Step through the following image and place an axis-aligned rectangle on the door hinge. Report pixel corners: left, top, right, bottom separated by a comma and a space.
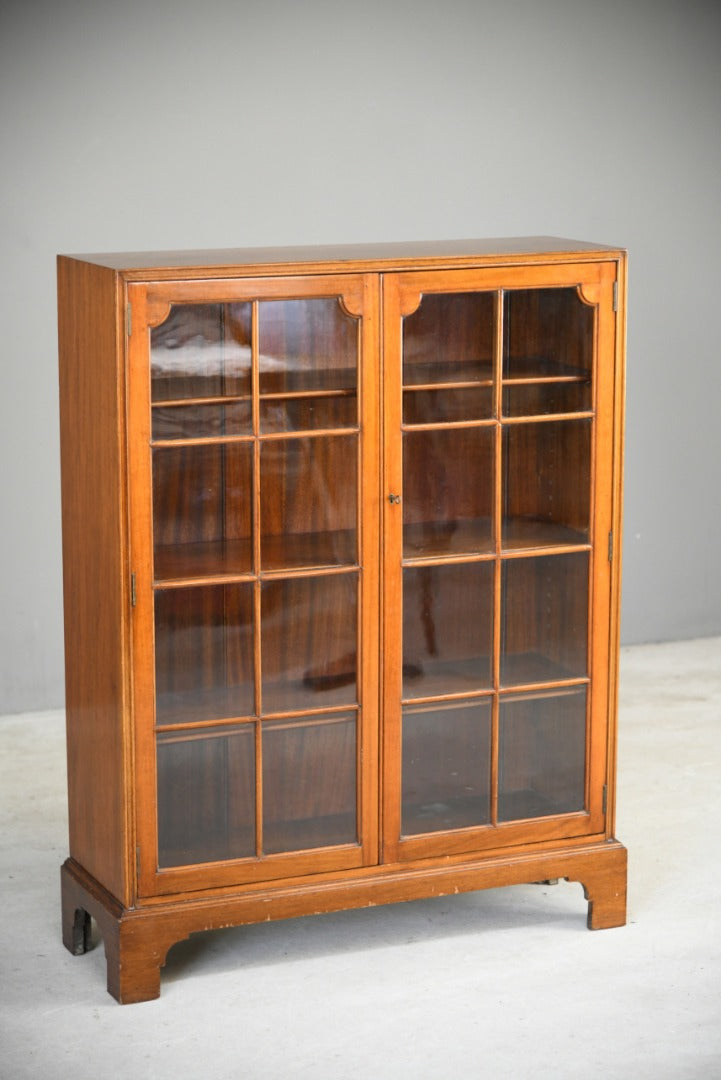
126, 302, 132, 337
612, 281, 618, 312
131, 572, 137, 607
608, 531, 614, 562
602, 785, 608, 814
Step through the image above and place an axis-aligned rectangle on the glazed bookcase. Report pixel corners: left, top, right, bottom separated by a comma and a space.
58, 238, 627, 1003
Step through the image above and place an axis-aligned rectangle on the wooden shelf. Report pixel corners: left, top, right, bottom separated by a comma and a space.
401, 519, 588, 561
503, 355, 589, 382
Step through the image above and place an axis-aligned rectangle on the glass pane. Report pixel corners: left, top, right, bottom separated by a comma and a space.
403, 427, 494, 558
263, 714, 357, 853
260, 436, 357, 569
153, 443, 253, 580
261, 574, 358, 713
503, 288, 593, 381
502, 380, 591, 418
498, 688, 587, 821
403, 562, 493, 698
151, 303, 252, 402
154, 585, 255, 725
402, 699, 491, 835
403, 292, 494, 389
260, 392, 357, 433
258, 298, 357, 395
403, 386, 493, 425
152, 401, 252, 441
501, 553, 589, 686
157, 724, 255, 867
502, 420, 591, 549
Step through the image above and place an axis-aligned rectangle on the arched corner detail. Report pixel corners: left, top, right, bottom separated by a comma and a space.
146, 299, 174, 329
577, 283, 601, 308
337, 292, 363, 320
398, 290, 424, 319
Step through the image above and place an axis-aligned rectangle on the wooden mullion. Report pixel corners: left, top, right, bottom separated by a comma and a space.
258, 426, 360, 441
489, 289, 504, 827
498, 677, 590, 699
500, 544, 592, 562
503, 375, 587, 386
400, 418, 497, 433
250, 300, 264, 859
401, 688, 495, 707
401, 551, 496, 569
152, 394, 252, 408
260, 388, 356, 401
500, 411, 594, 426
151, 434, 255, 449
403, 380, 493, 392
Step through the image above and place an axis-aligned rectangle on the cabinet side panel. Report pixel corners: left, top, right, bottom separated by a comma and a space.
58, 258, 131, 904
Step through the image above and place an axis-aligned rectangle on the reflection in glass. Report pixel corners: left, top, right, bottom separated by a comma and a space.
152, 401, 252, 441
258, 298, 358, 395
153, 443, 253, 580
403, 427, 494, 557
154, 585, 254, 725
498, 688, 587, 820
503, 288, 593, 382
501, 553, 589, 686
403, 292, 494, 388
157, 724, 255, 867
402, 562, 493, 698
263, 714, 357, 853
261, 574, 358, 713
402, 699, 491, 835
151, 303, 252, 402
502, 420, 590, 548
260, 436, 357, 569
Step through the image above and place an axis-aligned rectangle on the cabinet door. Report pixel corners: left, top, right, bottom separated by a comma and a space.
128, 275, 379, 897
382, 263, 619, 862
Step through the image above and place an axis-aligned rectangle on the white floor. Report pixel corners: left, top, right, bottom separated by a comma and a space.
1, 637, 720, 1080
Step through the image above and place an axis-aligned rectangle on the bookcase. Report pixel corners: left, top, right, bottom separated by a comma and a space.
58, 238, 627, 1002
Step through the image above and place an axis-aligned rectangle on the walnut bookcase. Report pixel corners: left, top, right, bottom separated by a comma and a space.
58, 237, 627, 1003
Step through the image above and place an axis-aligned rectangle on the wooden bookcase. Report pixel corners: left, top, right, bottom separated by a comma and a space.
58, 238, 627, 1003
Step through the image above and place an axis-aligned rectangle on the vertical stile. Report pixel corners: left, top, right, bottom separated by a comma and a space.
355, 307, 363, 844
251, 300, 263, 857
490, 289, 504, 825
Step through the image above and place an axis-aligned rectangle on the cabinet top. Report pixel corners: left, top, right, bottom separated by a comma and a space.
58, 236, 624, 278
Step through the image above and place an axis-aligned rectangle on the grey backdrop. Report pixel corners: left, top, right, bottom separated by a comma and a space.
1, 0, 719, 714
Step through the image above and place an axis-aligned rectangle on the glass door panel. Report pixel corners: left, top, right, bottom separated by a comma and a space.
402, 562, 493, 698
262, 713, 357, 853
502, 288, 593, 417
143, 286, 371, 883
388, 272, 602, 853
258, 298, 357, 394
261, 574, 358, 713
150, 302, 252, 423
403, 427, 495, 557
154, 584, 255, 726
152, 443, 253, 580
498, 687, 587, 821
501, 553, 589, 686
402, 699, 492, 834
260, 436, 357, 570
403, 292, 495, 386
157, 725, 255, 867
502, 420, 591, 549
